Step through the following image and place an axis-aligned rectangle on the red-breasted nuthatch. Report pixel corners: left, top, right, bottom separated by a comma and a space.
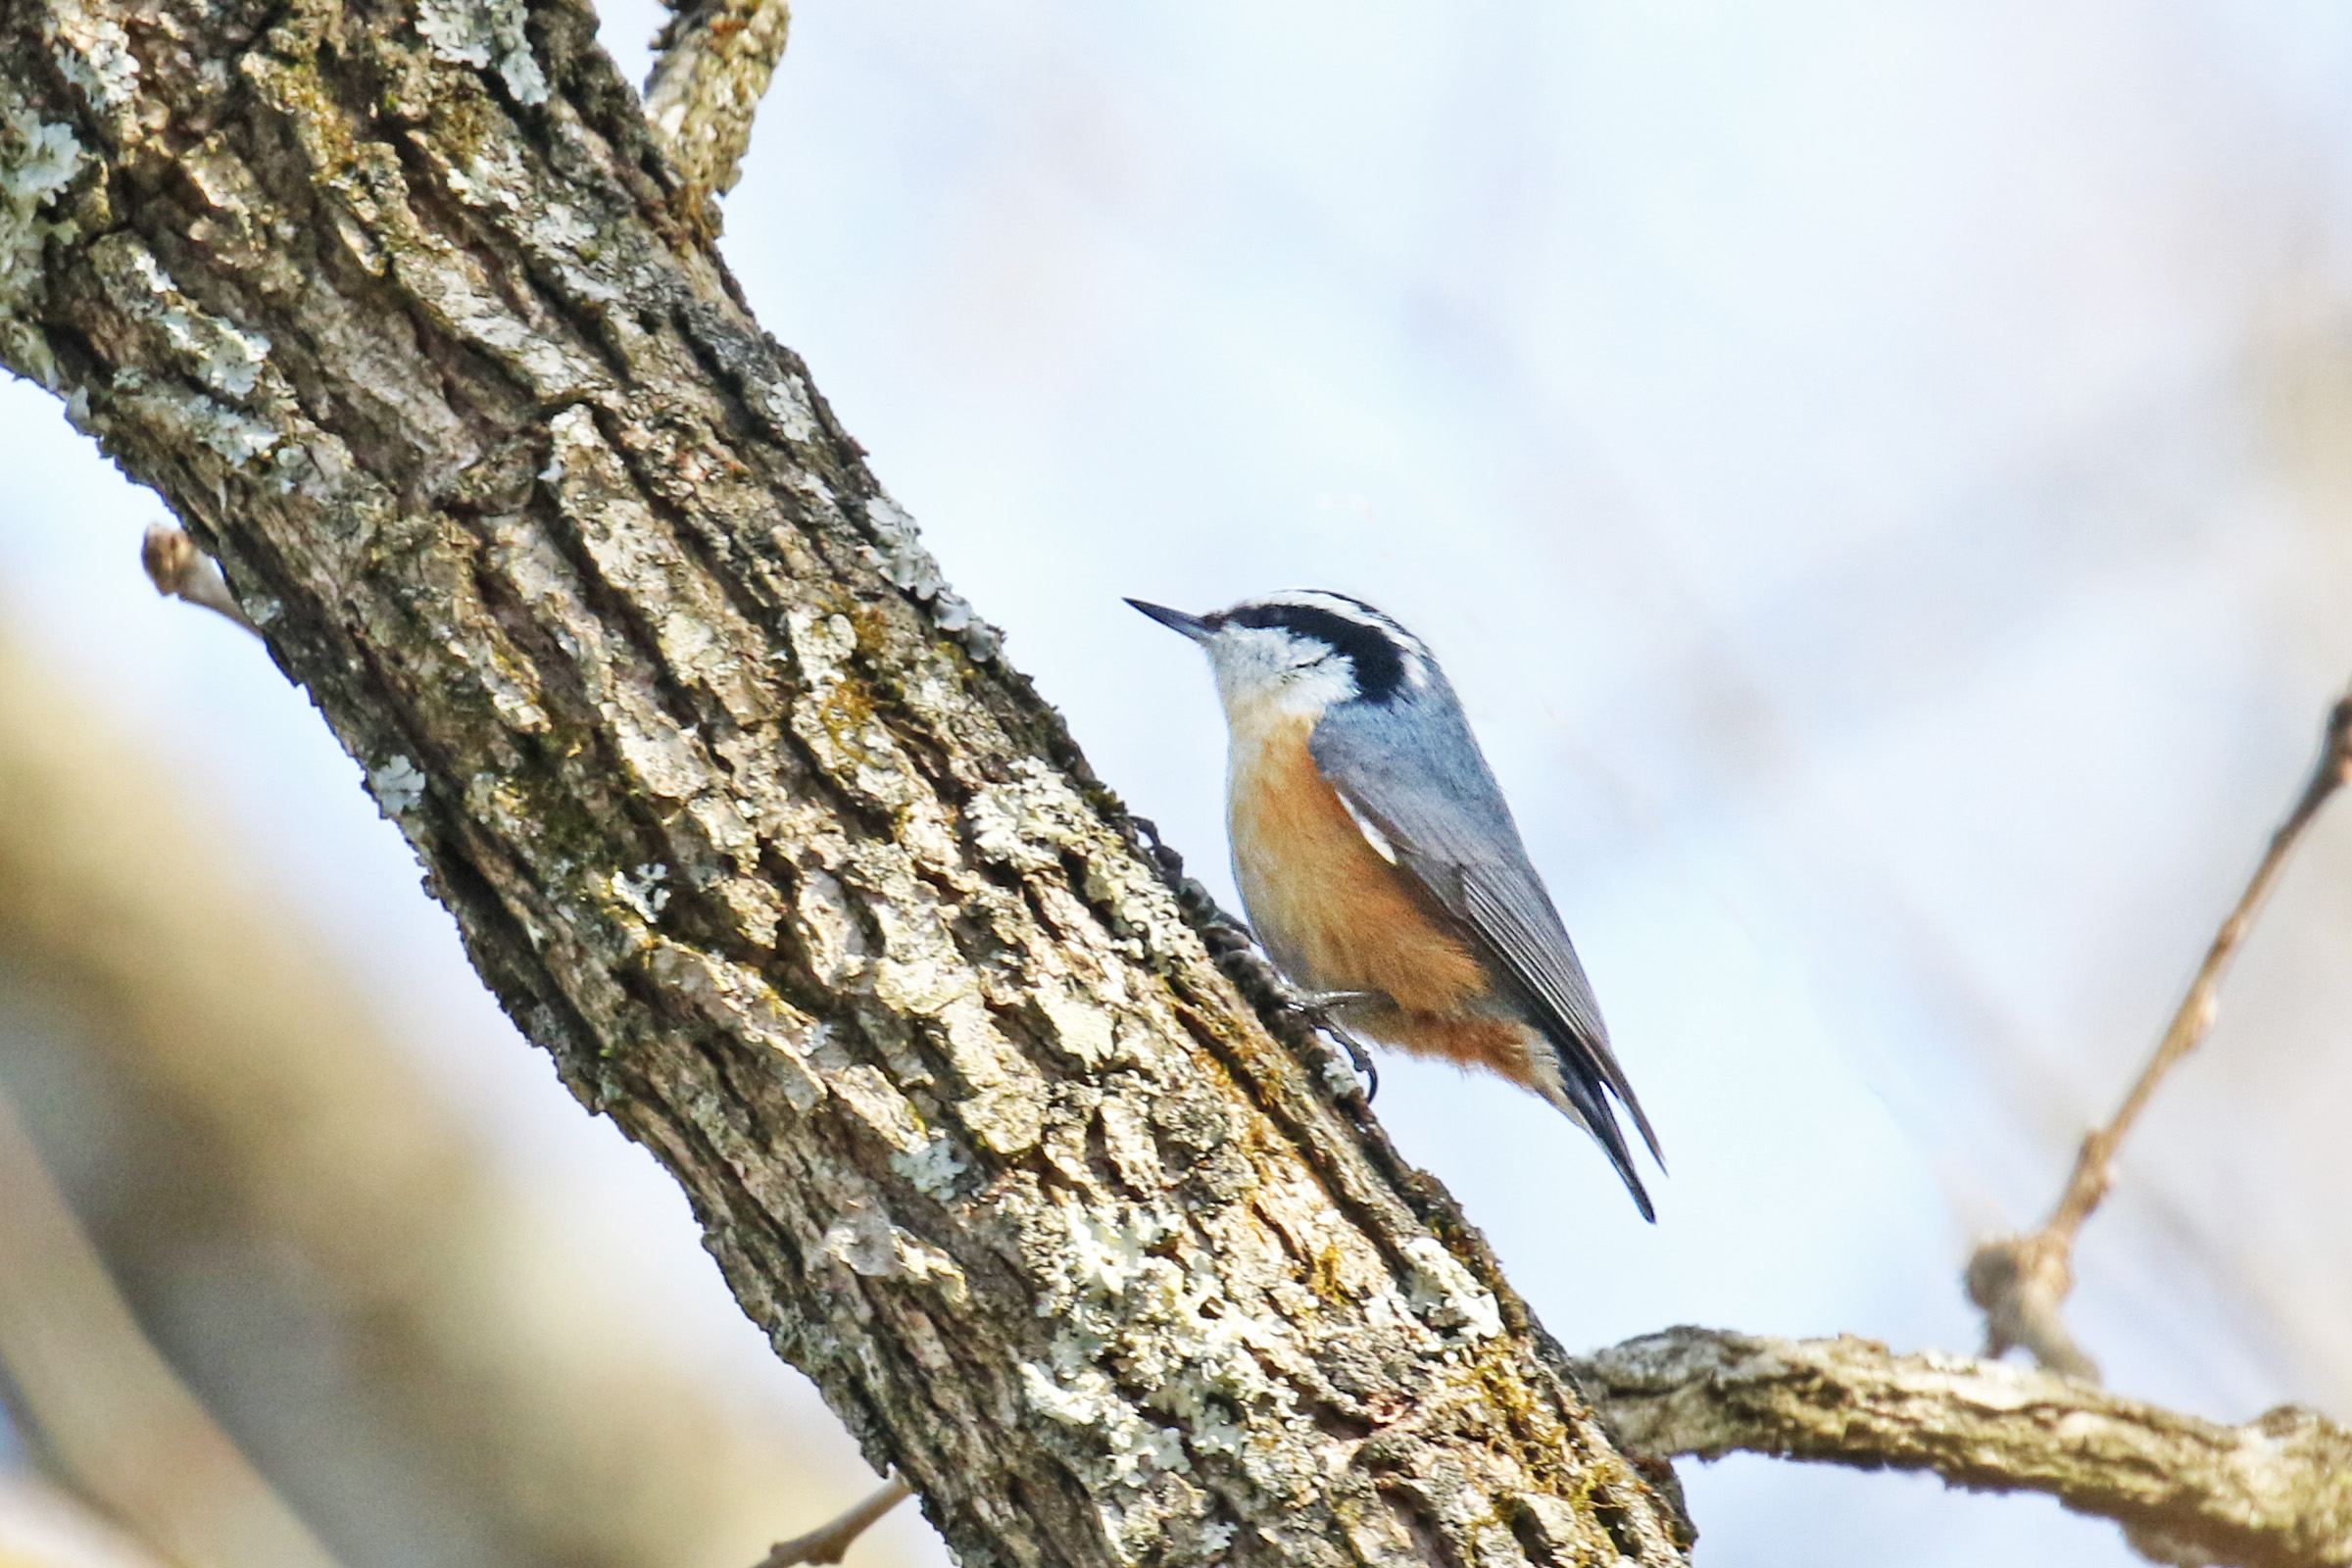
1128, 590, 1663, 1220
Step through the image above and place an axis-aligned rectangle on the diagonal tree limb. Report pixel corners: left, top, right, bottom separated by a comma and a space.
1577, 1327, 2352, 1568
643, 0, 791, 232
1966, 684, 2352, 1381
0, 5, 1693, 1565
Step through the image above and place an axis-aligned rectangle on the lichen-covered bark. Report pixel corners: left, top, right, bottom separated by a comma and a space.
1580, 1329, 2352, 1568
0, 3, 1690, 1565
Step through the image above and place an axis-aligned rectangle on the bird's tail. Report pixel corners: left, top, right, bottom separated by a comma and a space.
1542, 1073, 1656, 1223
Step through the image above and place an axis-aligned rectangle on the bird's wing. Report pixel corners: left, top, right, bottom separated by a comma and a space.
1309, 707, 1662, 1171
1451, 859, 1661, 1166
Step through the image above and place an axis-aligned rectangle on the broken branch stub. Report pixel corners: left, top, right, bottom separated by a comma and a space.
643, 0, 792, 230
753, 1480, 912, 1568
141, 523, 259, 634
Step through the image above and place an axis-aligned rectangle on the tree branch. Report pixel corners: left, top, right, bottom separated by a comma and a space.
1577, 1327, 2352, 1568
17, 5, 2331, 1563
1967, 682, 2352, 1380
643, 0, 791, 230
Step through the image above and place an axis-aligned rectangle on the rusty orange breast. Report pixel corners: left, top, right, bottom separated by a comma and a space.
1228, 715, 1490, 1016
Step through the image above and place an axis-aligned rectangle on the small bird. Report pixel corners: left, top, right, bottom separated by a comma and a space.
1128, 590, 1663, 1220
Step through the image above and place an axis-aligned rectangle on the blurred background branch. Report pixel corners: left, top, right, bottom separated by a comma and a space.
1967, 684, 2352, 1382
0, 1474, 177, 1568
0, 1084, 342, 1568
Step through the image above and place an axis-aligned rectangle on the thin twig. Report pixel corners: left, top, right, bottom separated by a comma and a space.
139, 525, 259, 636
1966, 684, 2352, 1381
751, 1479, 912, 1568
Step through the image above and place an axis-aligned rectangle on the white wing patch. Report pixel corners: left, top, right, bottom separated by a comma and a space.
1337, 791, 1400, 864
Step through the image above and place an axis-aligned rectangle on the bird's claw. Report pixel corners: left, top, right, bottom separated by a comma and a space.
1286, 987, 1382, 1102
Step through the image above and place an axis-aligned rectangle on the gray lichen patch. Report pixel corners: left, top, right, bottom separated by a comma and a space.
101, 243, 271, 394
889, 1136, 969, 1200
77, 233, 298, 467
1014, 1182, 1356, 1526
818, 1198, 969, 1305
414, 0, 548, 105
44, 0, 140, 130
121, 378, 283, 463
1398, 1239, 1503, 1343
0, 95, 84, 387
368, 755, 429, 818
966, 759, 1192, 968
857, 492, 1004, 660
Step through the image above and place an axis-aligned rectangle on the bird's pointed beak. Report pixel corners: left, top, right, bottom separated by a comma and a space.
1125, 599, 1214, 642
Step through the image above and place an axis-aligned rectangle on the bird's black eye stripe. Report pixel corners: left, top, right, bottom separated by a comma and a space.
1221, 604, 1408, 702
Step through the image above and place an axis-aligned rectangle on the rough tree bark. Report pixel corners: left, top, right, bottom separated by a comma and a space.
0, 2, 1693, 1566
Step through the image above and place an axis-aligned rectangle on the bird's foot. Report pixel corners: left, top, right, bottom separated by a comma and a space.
1283, 987, 1384, 1102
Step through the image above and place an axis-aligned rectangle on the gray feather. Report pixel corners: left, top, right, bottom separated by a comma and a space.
1308, 676, 1664, 1172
